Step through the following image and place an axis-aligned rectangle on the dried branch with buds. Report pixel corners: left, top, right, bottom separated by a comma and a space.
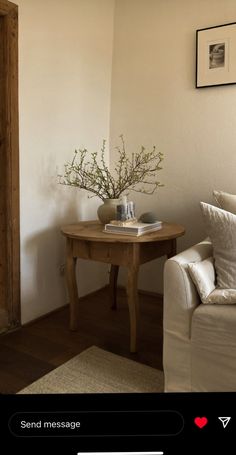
58, 136, 164, 201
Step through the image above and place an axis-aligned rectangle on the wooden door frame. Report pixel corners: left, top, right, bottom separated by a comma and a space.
0, 0, 20, 328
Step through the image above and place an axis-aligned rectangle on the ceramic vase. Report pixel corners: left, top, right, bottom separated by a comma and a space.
97, 199, 119, 224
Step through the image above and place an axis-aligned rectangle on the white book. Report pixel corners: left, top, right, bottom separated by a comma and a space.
104, 221, 162, 236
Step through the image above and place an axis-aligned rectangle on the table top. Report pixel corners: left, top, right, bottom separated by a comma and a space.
61, 221, 185, 244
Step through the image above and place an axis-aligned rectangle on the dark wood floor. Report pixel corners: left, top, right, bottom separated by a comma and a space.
0, 287, 163, 393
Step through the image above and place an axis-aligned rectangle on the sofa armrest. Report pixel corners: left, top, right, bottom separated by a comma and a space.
164, 239, 213, 339
163, 239, 213, 391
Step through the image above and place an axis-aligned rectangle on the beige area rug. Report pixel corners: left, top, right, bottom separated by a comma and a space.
19, 346, 164, 394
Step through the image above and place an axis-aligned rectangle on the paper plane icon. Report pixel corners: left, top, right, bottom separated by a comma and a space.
218, 417, 231, 428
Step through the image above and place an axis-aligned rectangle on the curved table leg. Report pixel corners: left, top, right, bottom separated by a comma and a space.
109, 265, 119, 310
167, 238, 177, 258
126, 266, 139, 353
66, 239, 79, 331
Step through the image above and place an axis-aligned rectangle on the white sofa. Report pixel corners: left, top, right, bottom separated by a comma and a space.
163, 239, 236, 392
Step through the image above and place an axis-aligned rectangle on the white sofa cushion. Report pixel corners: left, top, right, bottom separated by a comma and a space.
200, 202, 236, 289
206, 288, 236, 304
188, 257, 215, 303
213, 190, 236, 214
188, 257, 236, 304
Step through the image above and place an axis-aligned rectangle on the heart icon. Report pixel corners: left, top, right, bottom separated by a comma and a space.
194, 417, 208, 428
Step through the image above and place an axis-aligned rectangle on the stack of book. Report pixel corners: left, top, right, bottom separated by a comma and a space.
103, 220, 162, 236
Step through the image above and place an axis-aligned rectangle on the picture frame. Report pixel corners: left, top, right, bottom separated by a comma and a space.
196, 22, 236, 88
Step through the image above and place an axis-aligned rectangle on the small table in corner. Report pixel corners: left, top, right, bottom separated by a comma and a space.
61, 220, 185, 353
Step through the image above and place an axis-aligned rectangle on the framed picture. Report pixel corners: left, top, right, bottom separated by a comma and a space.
196, 22, 236, 88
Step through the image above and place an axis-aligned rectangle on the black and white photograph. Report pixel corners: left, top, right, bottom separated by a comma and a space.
209, 42, 225, 69
196, 22, 236, 87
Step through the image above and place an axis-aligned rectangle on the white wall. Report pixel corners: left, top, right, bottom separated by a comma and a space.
17, 0, 115, 323
17, 0, 236, 321
110, 0, 236, 293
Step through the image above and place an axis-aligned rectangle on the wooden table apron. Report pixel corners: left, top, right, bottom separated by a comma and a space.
61, 221, 185, 353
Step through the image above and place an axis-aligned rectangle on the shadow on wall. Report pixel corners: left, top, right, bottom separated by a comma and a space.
116, 189, 207, 295
21, 191, 108, 323
131, 189, 206, 251
22, 225, 68, 323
